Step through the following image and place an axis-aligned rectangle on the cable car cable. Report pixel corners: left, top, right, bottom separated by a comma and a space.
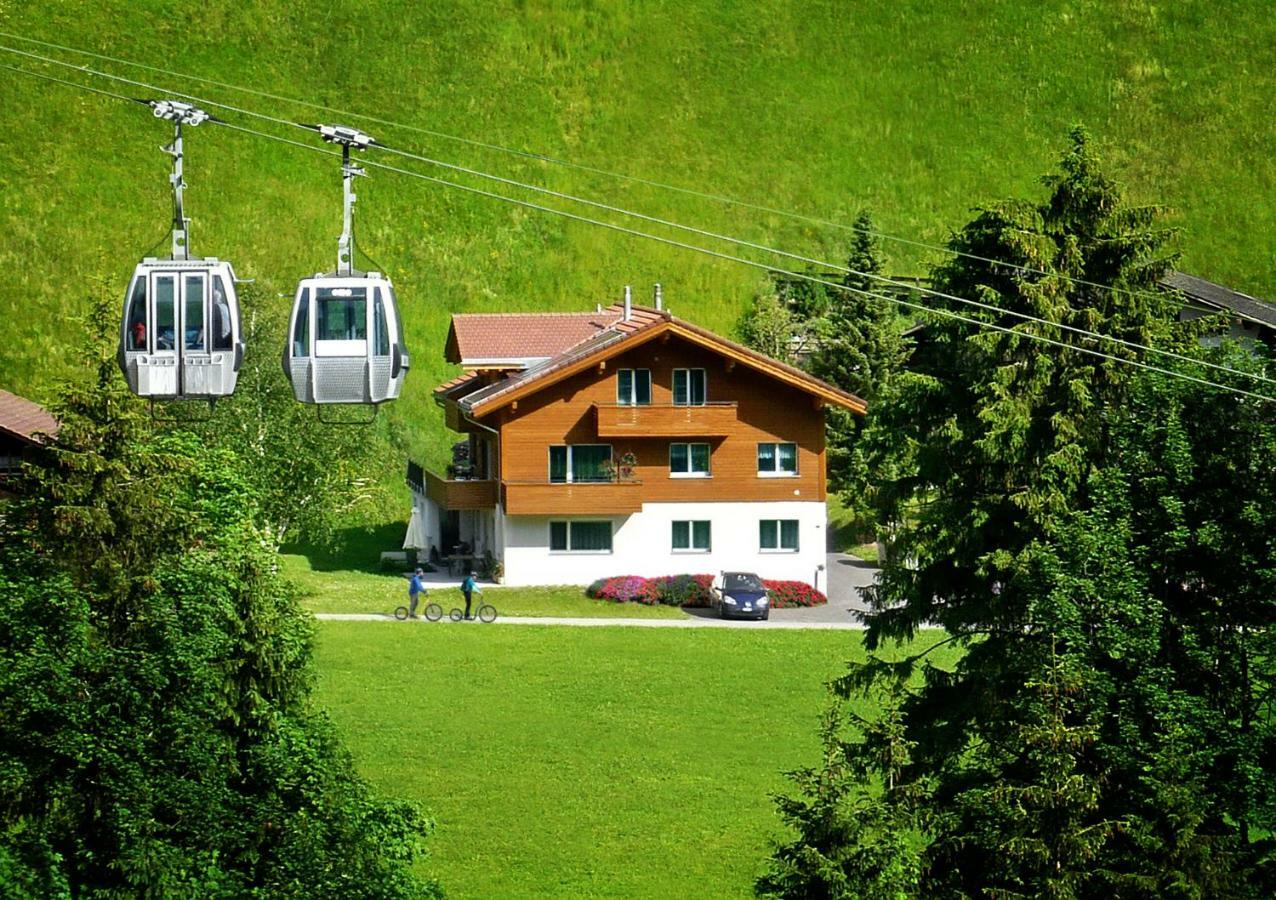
0, 30, 1219, 312
4, 48, 1267, 393
206, 120, 1276, 405
4, 53, 1272, 403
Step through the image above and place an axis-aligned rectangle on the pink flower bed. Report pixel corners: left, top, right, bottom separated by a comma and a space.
585, 575, 826, 609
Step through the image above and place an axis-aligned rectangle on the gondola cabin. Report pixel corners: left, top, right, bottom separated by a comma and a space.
118, 258, 243, 400
283, 273, 408, 405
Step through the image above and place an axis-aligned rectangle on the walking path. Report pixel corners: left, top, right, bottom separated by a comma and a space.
314, 613, 866, 630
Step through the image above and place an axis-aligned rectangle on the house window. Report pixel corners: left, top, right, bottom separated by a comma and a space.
672, 520, 711, 552
760, 519, 800, 552
672, 368, 706, 406
757, 442, 798, 476
550, 521, 613, 553
617, 369, 652, 406
669, 442, 710, 477
549, 445, 613, 483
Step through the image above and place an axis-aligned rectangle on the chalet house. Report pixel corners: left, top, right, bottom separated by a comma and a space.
0, 389, 58, 493
411, 290, 865, 588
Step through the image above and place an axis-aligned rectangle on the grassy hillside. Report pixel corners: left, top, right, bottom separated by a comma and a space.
2, 0, 1274, 468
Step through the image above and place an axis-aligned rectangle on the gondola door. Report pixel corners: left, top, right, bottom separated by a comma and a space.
145, 271, 180, 397
178, 271, 212, 395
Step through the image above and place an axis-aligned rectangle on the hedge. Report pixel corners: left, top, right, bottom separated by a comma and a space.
584, 575, 826, 609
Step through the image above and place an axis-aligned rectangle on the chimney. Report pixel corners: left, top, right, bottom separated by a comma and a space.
654, 283, 663, 311
623, 285, 632, 321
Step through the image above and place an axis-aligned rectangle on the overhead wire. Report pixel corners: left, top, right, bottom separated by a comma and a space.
4, 54, 1274, 404
3, 43, 1270, 392
0, 29, 1210, 311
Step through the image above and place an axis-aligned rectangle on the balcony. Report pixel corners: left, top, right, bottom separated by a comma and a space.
424, 469, 498, 510
593, 402, 738, 438
502, 479, 645, 516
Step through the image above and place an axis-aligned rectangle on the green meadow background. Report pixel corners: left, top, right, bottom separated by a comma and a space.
2, 0, 1274, 472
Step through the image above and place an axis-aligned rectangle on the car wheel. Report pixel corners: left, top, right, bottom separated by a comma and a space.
762, 609, 770, 621
719, 606, 728, 620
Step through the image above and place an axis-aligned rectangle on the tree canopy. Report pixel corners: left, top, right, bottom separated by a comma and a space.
0, 288, 440, 897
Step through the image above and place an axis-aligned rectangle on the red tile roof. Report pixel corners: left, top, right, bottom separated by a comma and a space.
445, 312, 620, 365
453, 304, 865, 416
0, 389, 59, 444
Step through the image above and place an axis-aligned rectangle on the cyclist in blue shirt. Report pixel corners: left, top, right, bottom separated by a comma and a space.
407, 568, 427, 619
461, 571, 482, 621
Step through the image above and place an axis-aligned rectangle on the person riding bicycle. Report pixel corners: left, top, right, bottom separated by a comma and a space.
461, 571, 482, 621
407, 568, 427, 619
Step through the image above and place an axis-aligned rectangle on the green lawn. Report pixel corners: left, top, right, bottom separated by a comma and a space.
314, 623, 955, 898
282, 551, 686, 619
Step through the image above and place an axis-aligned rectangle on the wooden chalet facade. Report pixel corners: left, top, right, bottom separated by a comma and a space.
414, 294, 864, 587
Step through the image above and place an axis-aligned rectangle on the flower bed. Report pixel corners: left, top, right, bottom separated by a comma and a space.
763, 579, 827, 608
585, 575, 826, 609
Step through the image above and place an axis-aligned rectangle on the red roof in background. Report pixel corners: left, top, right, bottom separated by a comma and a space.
0, 389, 59, 444
445, 312, 618, 364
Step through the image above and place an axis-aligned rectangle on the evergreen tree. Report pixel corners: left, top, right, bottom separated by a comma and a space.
808, 212, 910, 532
0, 287, 441, 897
758, 688, 923, 900
739, 285, 797, 362
823, 128, 1275, 895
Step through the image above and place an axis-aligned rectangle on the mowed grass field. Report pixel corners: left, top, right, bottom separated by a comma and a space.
3, 2, 1275, 473
314, 622, 956, 897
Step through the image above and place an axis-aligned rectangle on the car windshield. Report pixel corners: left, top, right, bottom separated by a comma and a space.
724, 573, 764, 592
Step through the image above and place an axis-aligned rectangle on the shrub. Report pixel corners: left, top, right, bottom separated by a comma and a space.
763, 579, 827, 608
585, 574, 716, 607
647, 574, 715, 607
586, 575, 656, 604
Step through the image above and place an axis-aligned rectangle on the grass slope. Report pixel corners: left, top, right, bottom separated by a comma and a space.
2, 1, 1274, 468
315, 622, 956, 897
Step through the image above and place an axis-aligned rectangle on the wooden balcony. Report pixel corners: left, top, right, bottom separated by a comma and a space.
425, 469, 498, 510
502, 479, 645, 516
593, 402, 738, 437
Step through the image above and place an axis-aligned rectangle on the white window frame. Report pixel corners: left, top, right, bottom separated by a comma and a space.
549, 520, 614, 554
617, 368, 652, 406
549, 444, 613, 483
759, 519, 800, 553
671, 520, 712, 553
757, 442, 799, 477
672, 368, 707, 406
669, 442, 711, 478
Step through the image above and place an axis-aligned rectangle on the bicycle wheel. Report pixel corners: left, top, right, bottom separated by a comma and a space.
449, 608, 464, 622
394, 606, 410, 621
478, 604, 497, 624
424, 603, 443, 622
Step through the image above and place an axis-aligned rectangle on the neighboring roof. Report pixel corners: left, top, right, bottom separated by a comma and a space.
0, 389, 59, 444
445, 312, 621, 366
456, 304, 865, 416
432, 371, 483, 396
1161, 272, 1276, 329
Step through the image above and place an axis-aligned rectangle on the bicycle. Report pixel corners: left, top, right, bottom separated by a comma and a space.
450, 601, 497, 623
394, 597, 442, 621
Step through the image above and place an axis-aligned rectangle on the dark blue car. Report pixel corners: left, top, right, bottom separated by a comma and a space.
712, 571, 770, 621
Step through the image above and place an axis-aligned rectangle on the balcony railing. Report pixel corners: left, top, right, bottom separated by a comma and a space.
424, 469, 498, 510
593, 402, 738, 437
502, 479, 644, 515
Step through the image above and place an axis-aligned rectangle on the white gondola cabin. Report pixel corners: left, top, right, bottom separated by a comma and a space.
283, 123, 409, 408
117, 100, 244, 402
283, 273, 408, 405
119, 258, 243, 399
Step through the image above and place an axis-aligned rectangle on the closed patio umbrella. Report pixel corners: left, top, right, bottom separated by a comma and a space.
402, 505, 427, 556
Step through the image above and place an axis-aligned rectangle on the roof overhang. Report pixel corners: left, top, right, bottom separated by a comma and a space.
464, 318, 866, 417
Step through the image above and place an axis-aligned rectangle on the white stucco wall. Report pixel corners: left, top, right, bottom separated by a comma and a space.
498, 501, 828, 588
